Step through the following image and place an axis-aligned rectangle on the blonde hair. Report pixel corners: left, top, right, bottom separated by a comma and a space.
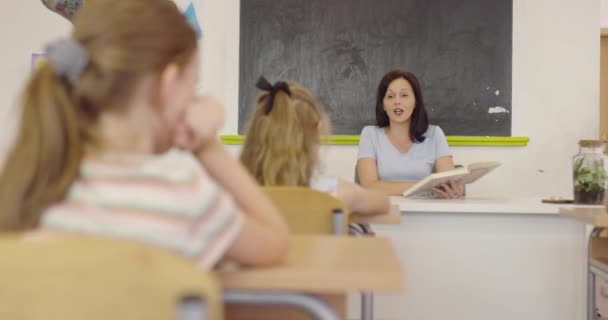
240, 82, 329, 187
0, 0, 196, 230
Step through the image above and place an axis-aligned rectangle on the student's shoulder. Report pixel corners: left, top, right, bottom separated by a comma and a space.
67, 149, 221, 219
81, 149, 205, 185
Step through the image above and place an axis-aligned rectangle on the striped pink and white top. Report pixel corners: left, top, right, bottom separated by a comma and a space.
42, 149, 244, 270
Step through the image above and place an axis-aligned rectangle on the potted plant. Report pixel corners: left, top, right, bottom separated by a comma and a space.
573, 157, 606, 204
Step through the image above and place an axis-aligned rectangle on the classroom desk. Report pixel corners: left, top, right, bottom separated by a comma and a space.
358, 196, 597, 320
391, 196, 590, 215
560, 206, 608, 320
218, 235, 403, 320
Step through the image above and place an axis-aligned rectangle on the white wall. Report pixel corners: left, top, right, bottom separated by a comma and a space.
602, 0, 608, 26
0, 0, 71, 158
0, 0, 601, 199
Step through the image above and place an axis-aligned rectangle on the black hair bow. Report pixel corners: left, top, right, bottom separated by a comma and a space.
256, 76, 292, 114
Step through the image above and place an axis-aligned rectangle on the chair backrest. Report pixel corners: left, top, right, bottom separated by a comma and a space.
264, 186, 349, 235
0, 233, 222, 320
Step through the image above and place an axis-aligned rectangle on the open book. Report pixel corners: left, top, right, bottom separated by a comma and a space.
402, 161, 502, 198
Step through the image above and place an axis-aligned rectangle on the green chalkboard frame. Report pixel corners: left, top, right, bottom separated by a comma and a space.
221, 135, 529, 147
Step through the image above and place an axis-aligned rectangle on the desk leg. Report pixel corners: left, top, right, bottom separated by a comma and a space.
361, 292, 373, 320
223, 291, 341, 320
349, 223, 375, 320
589, 228, 604, 320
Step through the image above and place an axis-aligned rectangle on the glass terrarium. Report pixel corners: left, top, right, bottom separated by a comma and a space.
573, 140, 607, 204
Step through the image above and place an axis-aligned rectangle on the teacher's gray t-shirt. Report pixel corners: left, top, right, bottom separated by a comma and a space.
357, 125, 451, 182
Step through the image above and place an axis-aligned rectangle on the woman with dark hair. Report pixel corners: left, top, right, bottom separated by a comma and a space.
357, 70, 464, 198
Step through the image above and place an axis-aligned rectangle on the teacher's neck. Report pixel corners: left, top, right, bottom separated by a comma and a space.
386, 121, 411, 141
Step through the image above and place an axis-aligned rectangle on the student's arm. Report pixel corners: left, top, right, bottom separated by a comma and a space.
175, 95, 287, 266
357, 158, 417, 196
337, 178, 390, 215
195, 140, 289, 266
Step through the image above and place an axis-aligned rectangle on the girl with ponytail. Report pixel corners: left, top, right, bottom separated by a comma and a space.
241, 77, 389, 216
0, 0, 288, 269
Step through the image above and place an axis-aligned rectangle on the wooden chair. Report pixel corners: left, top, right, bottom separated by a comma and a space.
263, 186, 349, 235
263, 186, 374, 320
0, 233, 222, 320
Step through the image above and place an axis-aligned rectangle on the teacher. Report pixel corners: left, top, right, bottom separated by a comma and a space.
357, 69, 464, 198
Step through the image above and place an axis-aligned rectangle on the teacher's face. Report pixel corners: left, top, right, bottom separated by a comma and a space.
383, 78, 416, 125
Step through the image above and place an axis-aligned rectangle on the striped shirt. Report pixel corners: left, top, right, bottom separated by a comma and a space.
42, 149, 244, 270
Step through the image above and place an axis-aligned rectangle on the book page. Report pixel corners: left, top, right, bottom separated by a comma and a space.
460, 162, 501, 184
402, 168, 469, 198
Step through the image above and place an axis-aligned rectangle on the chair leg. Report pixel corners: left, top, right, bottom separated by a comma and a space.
332, 209, 346, 235
358, 223, 374, 235
348, 223, 374, 236
349, 224, 364, 236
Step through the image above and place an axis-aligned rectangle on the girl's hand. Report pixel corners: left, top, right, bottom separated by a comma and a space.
173, 95, 224, 152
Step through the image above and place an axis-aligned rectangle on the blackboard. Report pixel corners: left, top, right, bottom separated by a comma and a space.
238, 0, 513, 136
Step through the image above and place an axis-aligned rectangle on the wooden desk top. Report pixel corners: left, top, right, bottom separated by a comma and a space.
349, 204, 401, 225
392, 196, 604, 215
559, 207, 608, 227
218, 235, 403, 294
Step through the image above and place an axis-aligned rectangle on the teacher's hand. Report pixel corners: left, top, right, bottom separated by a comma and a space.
432, 181, 465, 199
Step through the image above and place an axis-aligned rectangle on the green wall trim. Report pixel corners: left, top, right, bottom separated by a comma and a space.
221, 135, 529, 147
